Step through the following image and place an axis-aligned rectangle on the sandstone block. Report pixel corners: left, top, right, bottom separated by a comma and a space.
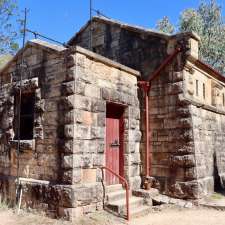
62, 154, 81, 169
129, 176, 141, 190
91, 126, 105, 139
92, 154, 104, 167
91, 100, 105, 112
64, 125, 74, 139
61, 81, 75, 96
81, 169, 97, 183
170, 155, 195, 167
59, 185, 77, 208
61, 96, 74, 110
58, 207, 83, 221
65, 68, 75, 81
80, 154, 93, 168
74, 95, 92, 111
66, 55, 76, 68
62, 169, 82, 184
84, 84, 101, 99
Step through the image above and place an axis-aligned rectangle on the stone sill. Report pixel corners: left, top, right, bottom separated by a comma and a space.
17, 177, 50, 185
10, 139, 35, 151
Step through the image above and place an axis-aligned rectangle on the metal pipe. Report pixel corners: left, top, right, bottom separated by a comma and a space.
89, 0, 93, 50
145, 87, 150, 177
138, 81, 150, 177
101, 166, 130, 221
92, 9, 110, 19
16, 8, 27, 200
25, 29, 69, 47
17, 184, 23, 214
138, 47, 183, 183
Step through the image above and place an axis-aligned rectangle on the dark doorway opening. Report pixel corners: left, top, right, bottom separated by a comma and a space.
14, 92, 35, 140
214, 154, 223, 192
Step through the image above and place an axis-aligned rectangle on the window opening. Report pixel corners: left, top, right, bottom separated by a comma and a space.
223, 93, 225, 107
196, 80, 199, 96
203, 83, 205, 99
14, 92, 35, 140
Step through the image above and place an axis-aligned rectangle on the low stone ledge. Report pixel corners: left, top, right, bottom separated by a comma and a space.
133, 189, 193, 208
17, 177, 50, 185
132, 188, 159, 199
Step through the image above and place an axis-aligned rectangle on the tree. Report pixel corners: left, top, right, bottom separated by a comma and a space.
156, 0, 225, 75
156, 16, 174, 34
0, 0, 21, 55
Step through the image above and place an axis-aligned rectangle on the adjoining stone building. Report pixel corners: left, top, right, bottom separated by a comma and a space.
1, 15, 225, 220
70, 16, 225, 199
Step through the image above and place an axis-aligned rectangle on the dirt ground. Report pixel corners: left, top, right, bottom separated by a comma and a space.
131, 206, 225, 225
1, 206, 225, 225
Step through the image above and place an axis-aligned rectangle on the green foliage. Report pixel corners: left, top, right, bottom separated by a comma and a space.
0, 0, 22, 54
156, 0, 225, 75
179, 9, 203, 34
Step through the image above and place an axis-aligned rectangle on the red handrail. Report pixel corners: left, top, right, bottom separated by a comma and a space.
100, 166, 130, 221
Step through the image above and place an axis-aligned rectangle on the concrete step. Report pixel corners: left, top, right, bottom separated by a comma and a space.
130, 205, 151, 218
106, 184, 123, 193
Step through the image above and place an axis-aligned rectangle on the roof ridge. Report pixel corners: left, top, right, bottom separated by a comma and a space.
92, 15, 171, 36
68, 16, 201, 45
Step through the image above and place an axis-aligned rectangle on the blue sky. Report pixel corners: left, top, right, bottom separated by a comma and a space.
17, 0, 225, 46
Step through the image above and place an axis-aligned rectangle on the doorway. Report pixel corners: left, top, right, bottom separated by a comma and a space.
105, 103, 125, 185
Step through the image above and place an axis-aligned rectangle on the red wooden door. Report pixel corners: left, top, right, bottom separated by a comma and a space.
106, 117, 120, 185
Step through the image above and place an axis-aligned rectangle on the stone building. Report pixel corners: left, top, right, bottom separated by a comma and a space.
0, 39, 142, 219
0, 16, 225, 220
70, 16, 225, 199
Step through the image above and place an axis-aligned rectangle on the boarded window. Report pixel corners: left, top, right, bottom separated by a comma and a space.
196, 80, 199, 96
14, 93, 35, 140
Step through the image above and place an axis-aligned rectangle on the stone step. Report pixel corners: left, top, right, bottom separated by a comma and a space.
105, 186, 152, 219
106, 184, 123, 193
130, 205, 151, 218
106, 189, 129, 202
106, 196, 144, 216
